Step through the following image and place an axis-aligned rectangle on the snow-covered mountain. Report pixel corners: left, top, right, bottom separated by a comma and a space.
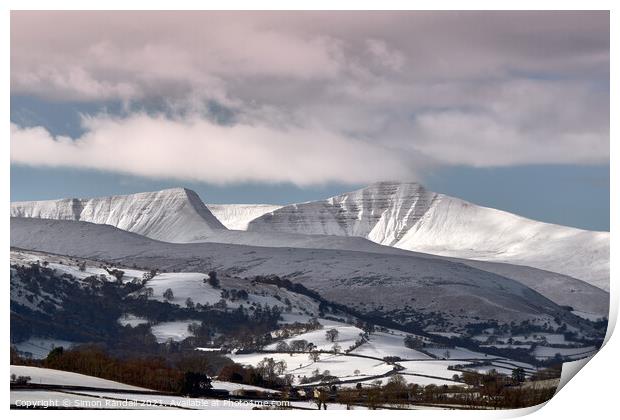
11, 188, 227, 243
11, 217, 598, 329
10, 185, 610, 304
247, 182, 609, 291
207, 204, 282, 230
10, 189, 424, 254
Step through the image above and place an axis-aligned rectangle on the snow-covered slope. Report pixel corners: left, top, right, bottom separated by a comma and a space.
247, 182, 609, 290
10, 365, 149, 391
9, 189, 440, 255
10, 187, 609, 314
207, 204, 282, 230
10, 217, 598, 329
11, 188, 226, 243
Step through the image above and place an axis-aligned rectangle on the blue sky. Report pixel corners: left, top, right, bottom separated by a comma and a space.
10, 11, 609, 231
10, 161, 610, 231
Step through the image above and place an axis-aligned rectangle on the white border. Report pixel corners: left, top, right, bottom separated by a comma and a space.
3, 2, 616, 419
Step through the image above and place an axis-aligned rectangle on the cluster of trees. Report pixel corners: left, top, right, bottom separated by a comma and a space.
220, 288, 249, 302
34, 345, 241, 397
217, 358, 292, 389
205, 271, 220, 288
43, 346, 187, 393
103, 267, 125, 282
273, 319, 322, 340
275, 339, 316, 353
403, 334, 426, 350
11, 261, 285, 358
10, 263, 134, 344
299, 368, 339, 385
330, 370, 557, 410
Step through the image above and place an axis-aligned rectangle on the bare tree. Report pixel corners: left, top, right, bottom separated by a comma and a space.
325, 328, 339, 342
309, 350, 321, 362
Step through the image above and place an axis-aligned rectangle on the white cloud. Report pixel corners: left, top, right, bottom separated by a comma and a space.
10, 11, 610, 179
10, 114, 417, 186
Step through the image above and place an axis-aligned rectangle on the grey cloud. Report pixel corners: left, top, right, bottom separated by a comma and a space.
10, 11, 609, 182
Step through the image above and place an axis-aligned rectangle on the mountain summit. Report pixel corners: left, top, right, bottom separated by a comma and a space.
11, 187, 226, 242
11, 183, 609, 290
247, 181, 609, 290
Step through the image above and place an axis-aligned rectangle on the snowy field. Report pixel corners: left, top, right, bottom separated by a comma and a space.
533, 345, 597, 360
398, 360, 461, 381
265, 318, 364, 351
10, 390, 171, 410
146, 272, 223, 306
350, 331, 432, 360
207, 203, 282, 230
10, 249, 145, 284
9, 366, 369, 410
118, 314, 149, 327
422, 347, 497, 360
145, 271, 320, 315
150, 320, 199, 343
13, 337, 76, 359
10, 365, 149, 391
231, 352, 393, 384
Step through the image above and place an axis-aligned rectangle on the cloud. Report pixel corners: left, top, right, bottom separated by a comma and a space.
10, 11, 610, 180
10, 114, 417, 186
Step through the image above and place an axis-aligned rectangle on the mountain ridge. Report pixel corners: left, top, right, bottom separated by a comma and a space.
10, 182, 610, 291
246, 181, 609, 290
11, 187, 227, 242
11, 217, 595, 330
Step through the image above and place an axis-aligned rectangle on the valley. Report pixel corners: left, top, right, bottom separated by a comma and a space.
9, 183, 609, 410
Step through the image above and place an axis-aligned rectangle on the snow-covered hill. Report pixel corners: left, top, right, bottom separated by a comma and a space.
10, 187, 609, 314
8, 189, 447, 255
207, 204, 282, 230
10, 217, 599, 329
11, 188, 226, 243
12, 185, 609, 290
247, 182, 609, 290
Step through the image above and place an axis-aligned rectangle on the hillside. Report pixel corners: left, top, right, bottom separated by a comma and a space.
10, 217, 595, 331
207, 204, 282, 230
11, 188, 226, 243
246, 182, 609, 290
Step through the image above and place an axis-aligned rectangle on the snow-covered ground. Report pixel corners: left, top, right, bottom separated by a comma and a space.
10, 249, 145, 284
398, 360, 461, 381
12, 217, 590, 329
12, 338, 76, 359
230, 352, 393, 385
10, 366, 287, 410
265, 318, 364, 352
10, 390, 172, 410
533, 346, 597, 360
247, 181, 609, 291
75, 391, 272, 410
150, 320, 199, 343
10, 365, 149, 391
350, 331, 432, 360
207, 204, 282, 230
11, 187, 226, 243
144, 271, 320, 316
118, 314, 149, 327
210, 380, 279, 394
11, 186, 609, 315
146, 272, 223, 306
422, 347, 497, 360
